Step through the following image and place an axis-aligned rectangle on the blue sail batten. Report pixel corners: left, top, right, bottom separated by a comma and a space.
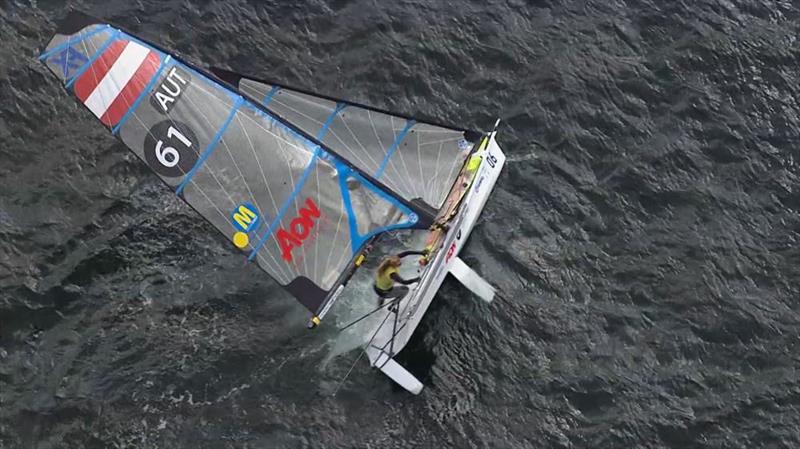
262, 86, 281, 106
375, 119, 415, 179
317, 103, 346, 140
176, 97, 244, 195
248, 147, 322, 261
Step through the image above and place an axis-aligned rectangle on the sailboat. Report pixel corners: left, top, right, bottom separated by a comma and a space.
39, 12, 506, 394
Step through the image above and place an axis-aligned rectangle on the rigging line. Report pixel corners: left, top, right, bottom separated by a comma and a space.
331, 349, 366, 397
416, 130, 424, 200
338, 296, 401, 332
389, 301, 399, 358
332, 306, 394, 397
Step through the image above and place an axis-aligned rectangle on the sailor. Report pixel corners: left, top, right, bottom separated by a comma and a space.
465, 151, 482, 181
374, 250, 428, 306
418, 151, 483, 265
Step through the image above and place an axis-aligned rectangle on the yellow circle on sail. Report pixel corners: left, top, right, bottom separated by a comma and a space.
233, 231, 250, 249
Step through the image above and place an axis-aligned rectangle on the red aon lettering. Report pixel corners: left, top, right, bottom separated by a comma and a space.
278, 198, 321, 262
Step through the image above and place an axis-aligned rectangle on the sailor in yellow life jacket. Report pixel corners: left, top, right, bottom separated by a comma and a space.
418, 152, 484, 263
465, 152, 482, 178
374, 250, 428, 305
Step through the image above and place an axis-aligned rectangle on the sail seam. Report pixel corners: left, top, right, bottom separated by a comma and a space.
176, 97, 244, 195
375, 119, 415, 179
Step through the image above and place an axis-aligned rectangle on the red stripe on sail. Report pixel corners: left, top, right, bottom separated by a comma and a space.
74, 40, 128, 102
99, 50, 160, 127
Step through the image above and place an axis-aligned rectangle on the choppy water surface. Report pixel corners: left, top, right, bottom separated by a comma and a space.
1, 1, 799, 448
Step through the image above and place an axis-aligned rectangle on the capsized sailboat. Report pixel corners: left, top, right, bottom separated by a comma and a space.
39, 12, 505, 394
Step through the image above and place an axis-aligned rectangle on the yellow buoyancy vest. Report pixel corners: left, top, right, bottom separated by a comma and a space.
375, 266, 398, 291
466, 153, 482, 173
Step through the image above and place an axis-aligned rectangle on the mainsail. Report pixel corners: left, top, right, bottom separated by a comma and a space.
210, 69, 483, 213
39, 12, 435, 317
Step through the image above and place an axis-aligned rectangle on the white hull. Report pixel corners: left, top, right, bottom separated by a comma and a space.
365, 133, 506, 393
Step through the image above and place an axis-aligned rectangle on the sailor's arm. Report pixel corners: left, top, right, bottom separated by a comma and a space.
390, 272, 420, 285
396, 249, 428, 258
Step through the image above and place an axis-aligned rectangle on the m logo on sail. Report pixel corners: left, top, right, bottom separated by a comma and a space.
230, 203, 261, 249
277, 198, 321, 263
231, 203, 260, 232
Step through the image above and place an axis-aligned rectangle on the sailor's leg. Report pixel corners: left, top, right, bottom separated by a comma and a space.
393, 285, 409, 297
378, 286, 407, 310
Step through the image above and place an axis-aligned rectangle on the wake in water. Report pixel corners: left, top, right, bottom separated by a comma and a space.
321, 229, 429, 365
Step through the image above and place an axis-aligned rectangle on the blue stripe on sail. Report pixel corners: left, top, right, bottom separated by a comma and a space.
375, 119, 415, 179
349, 169, 418, 251
317, 103, 346, 140
335, 162, 361, 253
39, 25, 111, 61
335, 161, 418, 254
248, 147, 322, 261
112, 55, 172, 135
262, 86, 280, 106
65, 29, 121, 89
176, 97, 244, 195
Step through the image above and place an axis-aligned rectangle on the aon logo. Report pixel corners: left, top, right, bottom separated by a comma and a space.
277, 198, 321, 263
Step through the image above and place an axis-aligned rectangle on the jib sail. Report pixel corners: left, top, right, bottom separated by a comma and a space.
210, 68, 482, 213
39, 12, 429, 316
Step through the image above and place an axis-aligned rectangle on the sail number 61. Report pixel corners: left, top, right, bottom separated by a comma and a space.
155, 126, 192, 168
